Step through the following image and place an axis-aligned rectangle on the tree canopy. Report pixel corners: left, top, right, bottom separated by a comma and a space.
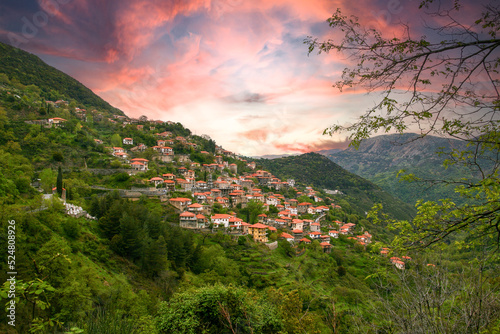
305, 1, 500, 250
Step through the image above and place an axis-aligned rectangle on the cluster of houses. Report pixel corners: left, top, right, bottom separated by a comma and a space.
25, 117, 67, 128
97, 132, 375, 254
170, 185, 374, 253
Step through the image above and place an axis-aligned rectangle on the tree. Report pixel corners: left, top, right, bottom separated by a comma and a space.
305, 1, 500, 250
156, 284, 283, 334
363, 257, 500, 333
56, 166, 63, 196
39, 168, 55, 194
110, 133, 122, 147
239, 200, 264, 224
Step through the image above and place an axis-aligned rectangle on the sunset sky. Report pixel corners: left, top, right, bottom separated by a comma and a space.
0, 0, 485, 156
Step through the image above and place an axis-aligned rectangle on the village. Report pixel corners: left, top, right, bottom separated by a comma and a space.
26, 109, 418, 270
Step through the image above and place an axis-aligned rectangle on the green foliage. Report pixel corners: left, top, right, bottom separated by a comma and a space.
110, 134, 122, 147
157, 284, 283, 334
238, 200, 264, 224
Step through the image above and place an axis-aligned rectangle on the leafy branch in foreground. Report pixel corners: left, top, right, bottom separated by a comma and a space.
305, 5, 500, 145
306, 1, 500, 249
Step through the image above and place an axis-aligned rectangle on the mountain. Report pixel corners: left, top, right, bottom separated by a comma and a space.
315, 148, 343, 155
257, 152, 416, 221
0, 42, 123, 115
252, 153, 299, 159
326, 133, 472, 205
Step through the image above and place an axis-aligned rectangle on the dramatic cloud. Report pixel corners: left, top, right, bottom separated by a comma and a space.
0, 0, 483, 155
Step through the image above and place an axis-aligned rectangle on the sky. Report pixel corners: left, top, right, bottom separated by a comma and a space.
0, 0, 486, 156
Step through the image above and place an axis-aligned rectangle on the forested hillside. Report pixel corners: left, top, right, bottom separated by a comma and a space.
0, 42, 122, 115
258, 153, 416, 221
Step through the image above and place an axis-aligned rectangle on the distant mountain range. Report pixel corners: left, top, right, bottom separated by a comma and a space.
254, 149, 342, 160
252, 153, 299, 159
325, 133, 473, 205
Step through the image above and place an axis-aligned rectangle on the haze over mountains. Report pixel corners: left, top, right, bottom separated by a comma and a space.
324, 133, 472, 205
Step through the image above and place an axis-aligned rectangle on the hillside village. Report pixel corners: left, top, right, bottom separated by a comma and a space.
22, 103, 413, 268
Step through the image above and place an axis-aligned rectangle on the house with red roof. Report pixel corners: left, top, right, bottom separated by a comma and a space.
130, 161, 147, 171
393, 260, 405, 270
169, 197, 192, 211
310, 222, 321, 232
320, 235, 330, 243
163, 179, 175, 190
210, 214, 233, 228
123, 138, 133, 145
308, 231, 322, 239
156, 131, 172, 138
297, 202, 312, 214
149, 177, 164, 187
48, 117, 66, 127
257, 213, 267, 223
292, 229, 304, 239
280, 233, 295, 243
320, 242, 332, 253
307, 206, 317, 214
329, 230, 339, 238
187, 203, 204, 213
179, 211, 198, 228
228, 216, 244, 229
290, 219, 304, 231
112, 147, 124, 155
130, 158, 149, 168
266, 195, 280, 206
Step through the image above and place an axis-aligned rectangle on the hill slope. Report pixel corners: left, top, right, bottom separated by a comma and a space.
0, 42, 123, 115
258, 152, 416, 220
325, 133, 473, 205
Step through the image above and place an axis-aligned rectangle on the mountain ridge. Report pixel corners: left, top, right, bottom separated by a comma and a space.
0, 41, 124, 115
326, 133, 472, 205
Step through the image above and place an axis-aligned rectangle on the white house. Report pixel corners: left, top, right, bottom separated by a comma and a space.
210, 214, 233, 228
123, 138, 133, 145
329, 230, 339, 238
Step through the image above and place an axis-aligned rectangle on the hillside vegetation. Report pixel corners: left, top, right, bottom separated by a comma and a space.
258, 153, 416, 221
0, 42, 123, 115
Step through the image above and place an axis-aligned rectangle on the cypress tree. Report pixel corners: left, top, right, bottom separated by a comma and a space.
56, 165, 63, 196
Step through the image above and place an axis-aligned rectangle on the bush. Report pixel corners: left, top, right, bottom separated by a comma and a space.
63, 218, 81, 239
156, 284, 283, 334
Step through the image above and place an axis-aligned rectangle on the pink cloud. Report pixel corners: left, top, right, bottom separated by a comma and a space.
273, 138, 350, 154
4, 0, 426, 155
